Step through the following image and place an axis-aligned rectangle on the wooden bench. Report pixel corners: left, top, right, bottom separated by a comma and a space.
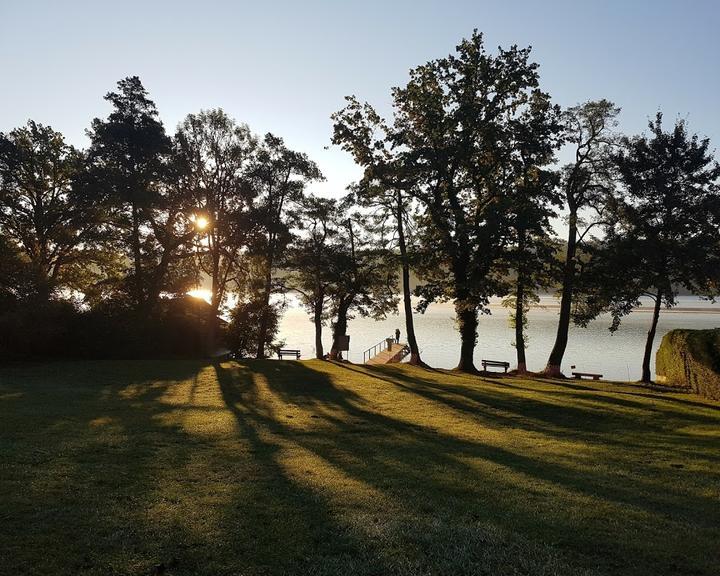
482, 359, 510, 373
572, 371, 603, 381
277, 349, 301, 360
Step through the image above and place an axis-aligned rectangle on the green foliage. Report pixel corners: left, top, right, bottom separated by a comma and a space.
656, 328, 720, 399
333, 31, 562, 370
543, 100, 621, 373
284, 196, 339, 318
226, 299, 285, 358
174, 108, 257, 317
324, 211, 399, 359
247, 133, 323, 356
599, 114, 720, 319
86, 76, 198, 311
0, 121, 110, 299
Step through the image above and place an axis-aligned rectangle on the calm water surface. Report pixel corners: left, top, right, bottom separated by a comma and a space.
277, 296, 720, 381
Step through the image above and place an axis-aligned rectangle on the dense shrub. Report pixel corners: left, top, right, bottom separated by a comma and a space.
227, 300, 284, 358
0, 297, 211, 360
656, 328, 720, 399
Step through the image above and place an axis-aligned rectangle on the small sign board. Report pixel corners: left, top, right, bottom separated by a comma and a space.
336, 334, 350, 351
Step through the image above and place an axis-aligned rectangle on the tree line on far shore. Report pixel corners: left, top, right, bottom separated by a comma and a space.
2, 32, 719, 381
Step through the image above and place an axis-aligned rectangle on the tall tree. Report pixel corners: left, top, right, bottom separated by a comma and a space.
332, 101, 425, 365
0, 121, 108, 300
543, 100, 620, 377
249, 133, 323, 359
576, 114, 720, 382
326, 213, 398, 361
335, 32, 556, 372
285, 195, 340, 359
503, 94, 563, 372
174, 109, 257, 353
372, 185, 424, 365
141, 153, 204, 311
86, 76, 173, 311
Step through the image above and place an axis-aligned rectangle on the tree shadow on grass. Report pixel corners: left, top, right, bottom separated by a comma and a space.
0, 360, 216, 575
213, 360, 720, 576
212, 360, 588, 574
212, 360, 411, 575
339, 364, 719, 528
3, 359, 719, 576
360, 363, 720, 449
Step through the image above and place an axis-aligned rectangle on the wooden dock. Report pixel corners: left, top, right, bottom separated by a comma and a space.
366, 342, 410, 365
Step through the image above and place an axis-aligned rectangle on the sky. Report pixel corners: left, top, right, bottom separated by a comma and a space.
2, 0, 719, 201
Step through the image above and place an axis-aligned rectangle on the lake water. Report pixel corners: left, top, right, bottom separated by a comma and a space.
277, 296, 720, 381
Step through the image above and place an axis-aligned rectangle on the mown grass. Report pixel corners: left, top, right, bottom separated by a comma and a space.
1, 359, 719, 575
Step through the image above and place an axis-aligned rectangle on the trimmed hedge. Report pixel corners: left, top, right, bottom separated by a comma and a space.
656, 328, 720, 399
0, 298, 211, 360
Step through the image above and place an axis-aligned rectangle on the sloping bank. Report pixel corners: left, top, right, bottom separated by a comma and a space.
656, 328, 720, 399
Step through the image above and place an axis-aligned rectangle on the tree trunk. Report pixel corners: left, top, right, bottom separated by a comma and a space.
255, 264, 273, 359
515, 283, 527, 374
131, 203, 144, 310
455, 302, 478, 372
206, 299, 219, 357
396, 190, 422, 365
314, 288, 324, 359
515, 227, 528, 374
144, 237, 181, 315
329, 301, 349, 361
206, 245, 221, 357
641, 290, 663, 383
544, 212, 577, 377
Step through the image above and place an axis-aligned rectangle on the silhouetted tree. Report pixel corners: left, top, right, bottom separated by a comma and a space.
543, 100, 620, 377
0, 234, 37, 307
332, 101, 425, 365
0, 121, 109, 301
575, 114, 720, 382
174, 109, 257, 354
227, 298, 284, 358
141, 152, 204, 311
86, 77, 175, 311
284, 195, 340, 359
327, 213, 398, 361
335, 32, 558, 372
248, 133, 323, 359
503, 95, 563, 373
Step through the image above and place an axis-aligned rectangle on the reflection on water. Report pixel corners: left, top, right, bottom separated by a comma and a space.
278, 296, 720, 381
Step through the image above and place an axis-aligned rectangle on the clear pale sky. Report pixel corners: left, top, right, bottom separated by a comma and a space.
2, 0, 719, 199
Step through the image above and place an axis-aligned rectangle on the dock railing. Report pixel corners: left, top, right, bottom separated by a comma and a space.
363, 337, 393, 364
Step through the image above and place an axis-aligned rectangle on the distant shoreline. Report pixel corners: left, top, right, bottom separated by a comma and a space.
519, 305, 720, 314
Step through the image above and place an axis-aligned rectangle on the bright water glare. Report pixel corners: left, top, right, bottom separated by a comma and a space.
277, 296, 720, 381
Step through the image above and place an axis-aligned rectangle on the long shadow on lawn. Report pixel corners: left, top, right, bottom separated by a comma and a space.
355, 363, 720, 459
0, 360, 213, 575
333, 363, 720, 511
213, 360, 719, 576
6, 359, 716, 575
517, 377, 720, 414
213, 361, 401, 574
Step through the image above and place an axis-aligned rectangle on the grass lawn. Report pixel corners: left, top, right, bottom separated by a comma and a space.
1, 359, 719, 575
